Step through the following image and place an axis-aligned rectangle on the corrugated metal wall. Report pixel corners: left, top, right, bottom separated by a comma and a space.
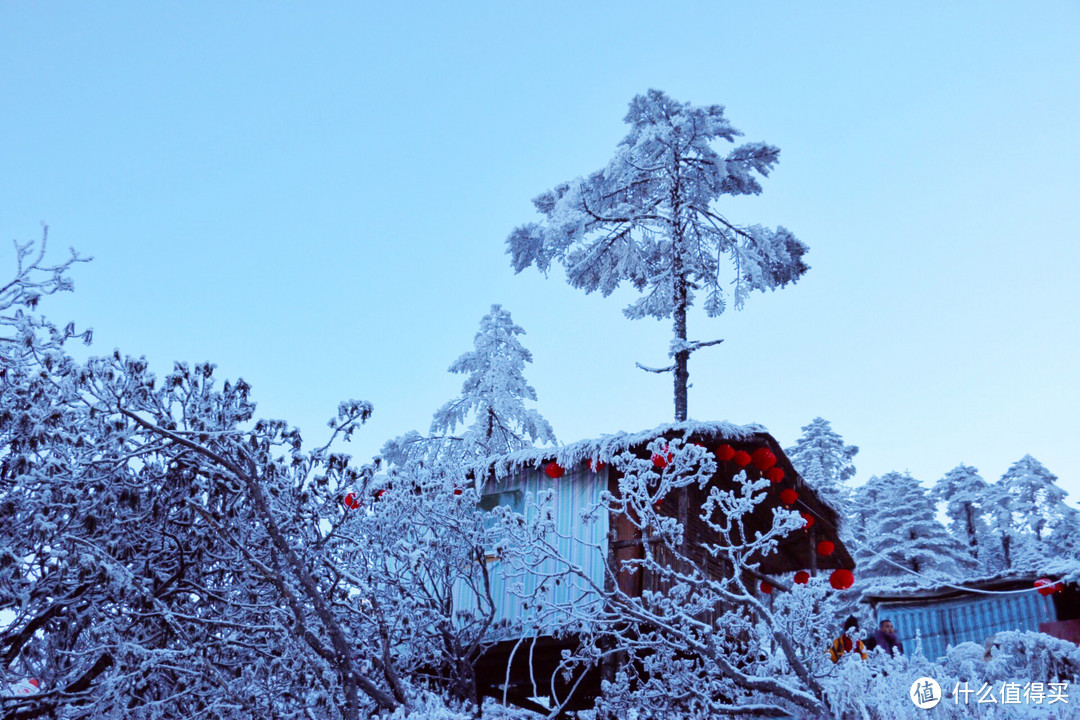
456, 463, 610, 640
879, 592, 1057, 661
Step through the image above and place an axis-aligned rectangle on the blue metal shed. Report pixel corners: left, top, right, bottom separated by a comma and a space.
866, 576, 1060, 661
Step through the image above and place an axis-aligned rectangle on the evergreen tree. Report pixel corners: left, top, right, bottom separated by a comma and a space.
785, 417, 857, 509
994, 455, 1080, 563
507, 89, 808, 421
855, 472, 975, 580
1000, 455, 1071, 542
981, 481, 1022, 571
429, 304, 555, 458
933, 464, 991, 567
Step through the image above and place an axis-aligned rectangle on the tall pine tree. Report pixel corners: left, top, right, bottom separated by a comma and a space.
996, 455, 1080, 561
507, 90, 808, 421
785, 417, 857, 510
933, 464, 992, 568
430, 304, 555, 458
382, 305, 555, 467
855, 472, 975, 581
981, 482, 1023, 571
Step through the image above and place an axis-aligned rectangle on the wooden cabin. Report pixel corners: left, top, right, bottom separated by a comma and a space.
461, 420, 854, 713
864, 575, 1080, 661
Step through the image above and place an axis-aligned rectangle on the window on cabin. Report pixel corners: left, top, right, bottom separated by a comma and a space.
479, 489, 523, 518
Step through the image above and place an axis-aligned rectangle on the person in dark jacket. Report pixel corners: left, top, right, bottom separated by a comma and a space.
873, 619, 904, 655
828, 616, 867, 662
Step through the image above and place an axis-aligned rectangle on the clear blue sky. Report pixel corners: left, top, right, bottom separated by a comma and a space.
3, 2, 1078, 503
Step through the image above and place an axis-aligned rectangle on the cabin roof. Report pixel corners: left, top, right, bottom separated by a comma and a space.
863, 573, 1046, 604
475, 419, 767, 478
477, 419, 855, 576
863, 560, 1080, 604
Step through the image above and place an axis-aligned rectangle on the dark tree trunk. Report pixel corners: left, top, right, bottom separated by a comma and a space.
673, 293, 689, 423
669, 168, 692, 558
964, 503, 979, 560
670, 156, 689, 424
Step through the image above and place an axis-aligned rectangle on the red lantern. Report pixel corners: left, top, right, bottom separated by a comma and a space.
760, 580, 773, 595
794, 570, 810, 585
715, 444, 735, 462
751, 447, 777, 470
342, 492, 361, 510
766, 466, 785, 484
816, 540, 835, 557
830, 569, 854, 590
779, 488, 799, 505
544, 461, 564, 479
7, 678, 38, 696
800, 512, 815, 529
732, 450, 751, 468
1035, 578, 1061, 596
589, 458, 606, 472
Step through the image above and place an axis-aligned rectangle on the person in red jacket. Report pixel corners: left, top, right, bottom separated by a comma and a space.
828, 616, 868, 662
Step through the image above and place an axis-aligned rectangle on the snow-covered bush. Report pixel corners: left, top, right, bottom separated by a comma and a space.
0, 237, 529, 719
818, 631, 1080, 720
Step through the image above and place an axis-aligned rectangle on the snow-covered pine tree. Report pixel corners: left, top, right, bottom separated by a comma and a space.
988, 454, 1080, 569
933, 464, 992, 568
981, 481, 1023, 571
507, 90, 808, 421
428, 304, 555, 460
784, 417, 857, 510
1000, 455, 1075, 544
855, 472, 975, 581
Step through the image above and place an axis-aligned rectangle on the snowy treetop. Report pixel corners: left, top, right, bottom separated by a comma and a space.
507, 89, 808, 323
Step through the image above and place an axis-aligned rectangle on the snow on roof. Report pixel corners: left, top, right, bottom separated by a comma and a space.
862, 561, 1080, 603
472, 419, 770, 479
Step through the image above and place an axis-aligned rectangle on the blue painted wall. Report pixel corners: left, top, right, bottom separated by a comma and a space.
456, 463, 611, 640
